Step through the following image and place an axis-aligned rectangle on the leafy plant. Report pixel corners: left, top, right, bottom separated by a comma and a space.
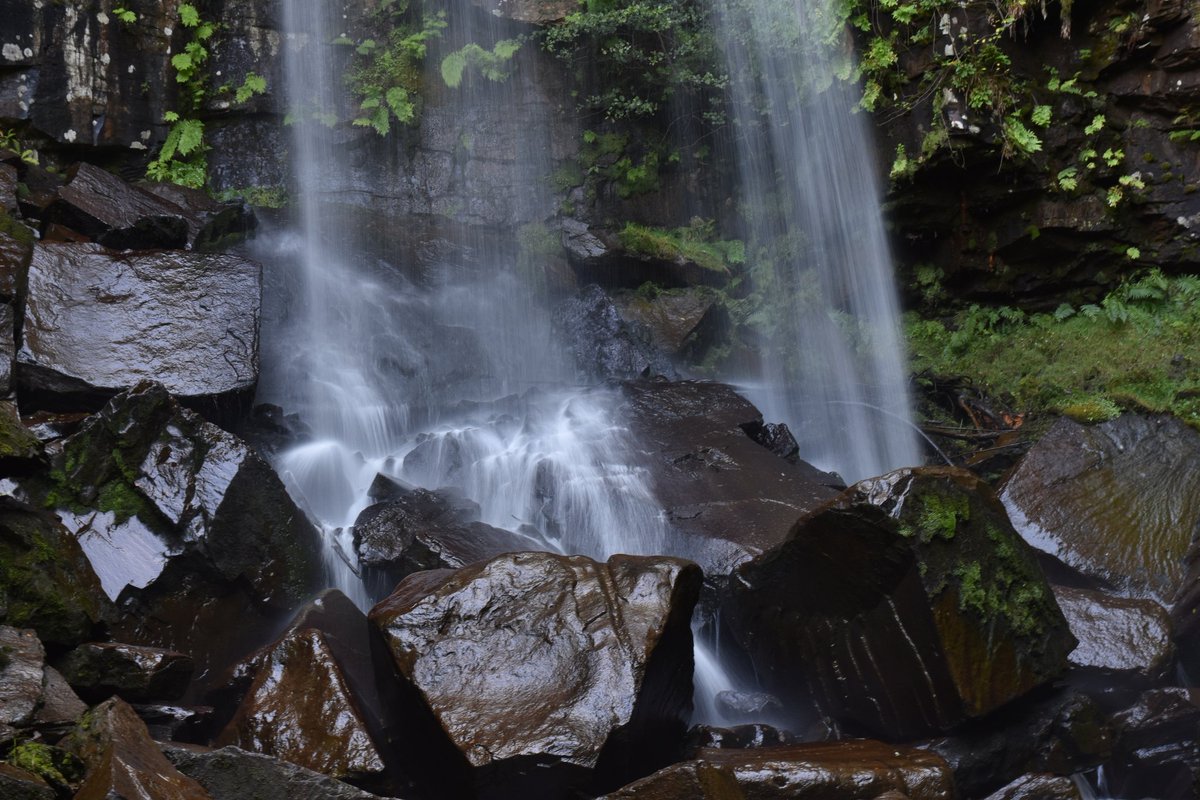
145, 4, 213, 188
347, 13, 446, 135
441, 39, 522, 88
112, 6, 137, 23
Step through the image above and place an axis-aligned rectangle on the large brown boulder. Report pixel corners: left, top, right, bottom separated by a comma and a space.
369, 551, 701, 797
164, 745, 389, 800
601, 741, 955, 799
727, 466, 1074, 739
1052, 585, 1174, 681
46, 163, 189, 250
18, 243, 261, 407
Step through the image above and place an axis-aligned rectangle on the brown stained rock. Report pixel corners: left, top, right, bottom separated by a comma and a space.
215, 628, 388, 786
137, 182, 256, 250
1053, 585, 1174, 679
370, 551, 701, 796
34, 666, 87, 728
728, 467, 1074, 739
602, 741, 954, 799
981, 773, 1082, 800
18, 244, 261, 404
60, 642, 195, 703
47, 163, 189, 249
613, 286, 722, 358
0, 762, 56, 800
61, 697, 212, 800
619, 379, 840, 577
1000, 415, 1200, 605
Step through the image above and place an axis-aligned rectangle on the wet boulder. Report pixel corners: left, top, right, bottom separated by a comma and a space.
1053, 585, 1174, 681
0, 401, 43, 465
612, 285, 724, 362
5, 741, 85, 797
0, 498, 111, 648
46, 163, 189, 249
59, 642, 194, 703
369, 552, 701, 797
0, 211, 34, 300
601, 741, 955, 799
137, 181, 256, 250
619, 379, 840, 577
0, 763, 55, 800
1104, 688, 1200, 800
60, 697, 212, 800
18, 243, 261, 408
981, 774, 1082, 800
0, 627, 49, 742
165, 745, 389, 800
353, 480, 536, 592
1000, 415, 1200, 605
727, 467, 1074, 739
553, 285, 678, 381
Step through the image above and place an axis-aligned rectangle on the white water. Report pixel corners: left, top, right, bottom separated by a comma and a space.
266, 0, 742, 724
714, 0, 922, 483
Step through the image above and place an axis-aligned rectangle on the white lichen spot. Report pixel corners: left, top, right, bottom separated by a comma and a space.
97, 11, 109, 24
130, 141, 147, 150
2, 43, 21, 62
64, 129, 78, 143
164, 27, 173, 36
127, 65, 135, 74
101, 52, 111, 65
22, 48, 31, 58
140, 130, 151, 140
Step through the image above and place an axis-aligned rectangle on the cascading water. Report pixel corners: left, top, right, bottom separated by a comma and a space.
713, 0, 922, 483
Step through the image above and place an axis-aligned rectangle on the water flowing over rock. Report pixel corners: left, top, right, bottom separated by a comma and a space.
0, 498, 111, 648
60, 697, 213, 800
369, 551, 701, 797
165, 745, 390, 800
59, 642, 194, 704
727, 466, 1074, 738
619, 379, 840, 577
1001, 415, 1200, 604
1052, 585, 1174, 680
600, 741, 955, 799
18, 244, 261, 407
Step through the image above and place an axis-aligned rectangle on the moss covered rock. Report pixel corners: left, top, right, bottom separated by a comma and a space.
726, 466, 1074, 738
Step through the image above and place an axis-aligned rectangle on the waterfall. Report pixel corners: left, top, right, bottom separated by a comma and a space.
713, 0, 922, 483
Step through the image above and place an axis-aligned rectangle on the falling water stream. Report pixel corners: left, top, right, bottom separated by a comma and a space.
263, 0, 920, 727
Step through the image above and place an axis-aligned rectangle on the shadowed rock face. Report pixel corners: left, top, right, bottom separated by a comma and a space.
1052, 585, 1174, 681
600, 741, 955, 799
1105, 688, 1200, 800
728, 466, 1074, 739
59, 642, 194, 704
18, 243, 260, 406
369, 551, 701, 798
981, 773, 1082, 800
164, 745, 388, 800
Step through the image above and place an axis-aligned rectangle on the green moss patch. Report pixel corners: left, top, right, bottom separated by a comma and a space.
619, 222, 744, 275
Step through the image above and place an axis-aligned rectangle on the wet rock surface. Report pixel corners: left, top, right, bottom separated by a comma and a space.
18, 243, 261, 406
980, 773, 1082, 800
602, 741, 955, 799
61, 696, 213, 800
0, 763, 55, 800
47, 162, 190, 250
1053, 585, 1174, 680
611, 286, 724, 362
1000, 415, 1200, 604
619, 379, 840, 577
0, 626, 48, 740
553, 284, 678, 381
1104, 688, 1200, 800
165, 745, 389, 800
59, 642, 194, 703
369, 551, 701, 797
728, 466, 1074, 739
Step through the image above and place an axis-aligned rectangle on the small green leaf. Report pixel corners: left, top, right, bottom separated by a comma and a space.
1084, 114, 1106, 135
179, 3, 200, 27
1031, 105, 1052, 127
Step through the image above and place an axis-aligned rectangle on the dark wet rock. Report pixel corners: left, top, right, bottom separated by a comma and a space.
471, 0, 576, 23
353, 481, 533, 590
562, 218, 611, 262
0, 214, 34, 301
0, 163, 17, 215
59, 642, 195, 704
553, 285, 678, 381
165, 745, 388, 800
0, 306, 15, 396
1000, 415, 1200, 605
18, 244, 261, 407
133, 704, 212, 743
369, 551, 701, 797
61, 697, 212, 800
929, 689, 1112, 799
1104, 688, 1200, 800
981, 773, 1082, 800
727, 466, 1074, 739
715, 690, 784, 721
739, 419, 801, 464
0, 763, 55, 800
611, 286, 724, 362
14, 163, 63, 222
601, 741, 955, 799
215, 628, 389, 788
0, 626, 47, 739
1053, 585, 1174, 680
687, 723, 795, 752
5, 741, 85, 796
0, 497, 110, 648
0, 401, 43, 465
36, 665, 87, 728
619, 379, 840, 577
47, 163, 189, 249
137, 182, 257, 250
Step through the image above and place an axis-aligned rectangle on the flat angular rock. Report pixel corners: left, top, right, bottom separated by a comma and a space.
47, 163, 188, 249
35, 665, 87, 727
370, 551, 701, 796
60, 642, 194, 703
1001, 415, 1200, 605
1053, 585, 1174, 679
981, 773, 1082, 800
619, 379, 840, 577
612, 286, 722, 359
727, 467, 1074, 738
138, 181, 256, 250
602, 741, 955, 799
1105, 688, 1200, 800
61, 697, 212, 800
0, 214, 34, 301
0, 763, 56, 800
0, 400, 42, 464
165, 745, 388, 800
215, 628, 388, 786
19, 243, 260, 405
0, 626, 46, 737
